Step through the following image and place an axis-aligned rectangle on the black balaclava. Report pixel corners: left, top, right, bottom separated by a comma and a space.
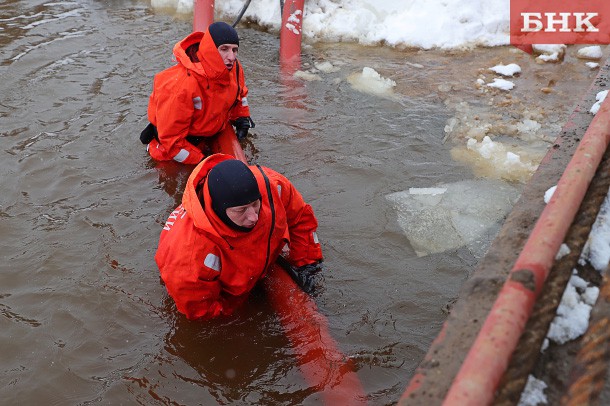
207, 159, 261, 232
208, 21, 240, 48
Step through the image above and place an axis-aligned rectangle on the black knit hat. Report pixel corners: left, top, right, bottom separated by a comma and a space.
207, 159, 261, 231
208, 21, 239, 48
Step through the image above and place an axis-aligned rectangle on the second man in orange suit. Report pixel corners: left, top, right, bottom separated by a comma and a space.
141, 21, 254, 165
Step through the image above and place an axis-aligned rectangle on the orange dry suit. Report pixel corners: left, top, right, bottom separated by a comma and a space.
155, 154, 323, 320
146, 29, 250, 165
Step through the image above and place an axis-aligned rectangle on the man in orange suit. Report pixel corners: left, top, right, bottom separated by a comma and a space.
156, 154, 324, 320
141, 22, 254, 164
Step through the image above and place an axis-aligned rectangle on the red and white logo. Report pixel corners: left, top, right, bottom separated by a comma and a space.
510, 0, 610, 53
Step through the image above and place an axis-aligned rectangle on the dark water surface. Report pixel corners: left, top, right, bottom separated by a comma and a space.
1, 0, 603, 404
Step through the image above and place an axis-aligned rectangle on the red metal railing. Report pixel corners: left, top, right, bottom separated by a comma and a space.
441, 91, 610, 405
400, 91, 610, 405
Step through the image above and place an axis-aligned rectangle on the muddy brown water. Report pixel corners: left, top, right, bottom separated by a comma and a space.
1, 0, 606, 404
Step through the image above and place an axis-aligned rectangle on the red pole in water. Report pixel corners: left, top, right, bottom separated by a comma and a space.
264, 266, 367, 404
279, 0, 304, 75
441, 94, 610, 404
193, 0, 214, 32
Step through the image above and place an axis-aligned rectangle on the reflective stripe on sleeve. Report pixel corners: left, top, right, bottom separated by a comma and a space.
313, 232, 319, 244
241, 97, 248, 107
173, 149, 190, 163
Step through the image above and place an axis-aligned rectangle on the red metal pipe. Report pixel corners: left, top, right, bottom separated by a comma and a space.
193, 0, 214, 32
442, 94, 610, 404
264, 265, 367, 404
208, 126, 247, 163
279, 0, 304, 76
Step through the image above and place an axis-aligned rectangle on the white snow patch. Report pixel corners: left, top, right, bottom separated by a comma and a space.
555, 243, 571, 260
590, 90, 609, 115
586, 62, 600, 69
489, 63, 521, 77
487, 78, 514, 91
518, 375, 548, 406
577, 45, 602, 60
547, 274, 599, 345
544, 185, 557, 204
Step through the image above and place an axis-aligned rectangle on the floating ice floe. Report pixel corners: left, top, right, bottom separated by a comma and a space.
293, 70, 322, 81
467, 135, 538, 172
314, 61, 340, 73
347, 67, 396, 97
386, 179, 520, 257
516, 119, 542, 138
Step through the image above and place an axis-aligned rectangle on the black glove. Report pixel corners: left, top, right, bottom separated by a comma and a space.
139, 123, 158, 144
293, 262, 324, 294
233, 116, 255, 140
